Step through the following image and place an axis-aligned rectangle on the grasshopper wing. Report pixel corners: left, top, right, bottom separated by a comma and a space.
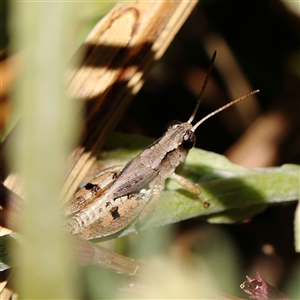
65, 166, 123, 216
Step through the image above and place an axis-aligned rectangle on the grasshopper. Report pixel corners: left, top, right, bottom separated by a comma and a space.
66, 51, 259, 240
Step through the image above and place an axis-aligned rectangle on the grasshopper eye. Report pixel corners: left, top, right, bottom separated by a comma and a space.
182, 130, 196, 149
166, 120, 182, 131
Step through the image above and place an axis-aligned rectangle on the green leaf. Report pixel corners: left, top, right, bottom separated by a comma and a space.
1, 135, 298, 269
295, 201, 300, 253
95, 133, 299, 239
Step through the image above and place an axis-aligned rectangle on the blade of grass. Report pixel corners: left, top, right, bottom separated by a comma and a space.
8, 2, 82, 298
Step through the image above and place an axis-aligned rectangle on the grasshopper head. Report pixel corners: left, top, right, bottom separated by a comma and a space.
165, 120, 196, 150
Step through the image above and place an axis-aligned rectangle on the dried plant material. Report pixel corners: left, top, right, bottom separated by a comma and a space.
62, 2, 198, 201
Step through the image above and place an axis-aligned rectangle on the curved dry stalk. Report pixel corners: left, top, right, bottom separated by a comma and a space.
62, 1, 198, 202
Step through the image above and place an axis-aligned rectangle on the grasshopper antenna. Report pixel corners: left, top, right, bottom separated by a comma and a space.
191, 89, 259, 132
187, 51, 217, 124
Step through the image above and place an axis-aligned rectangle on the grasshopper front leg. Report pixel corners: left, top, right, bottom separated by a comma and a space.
136, 172, 200, 228
172, 173, 210, 207
172, 173, 201, 195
